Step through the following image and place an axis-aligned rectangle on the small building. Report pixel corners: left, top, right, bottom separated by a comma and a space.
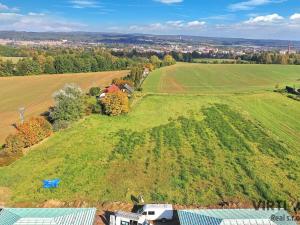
178, 208, 296, 225
143, 68, 150, 77
104, 84, 120, 94
99, 84, 121, 99
0, 208, 96, 225
123, 84, 134, 94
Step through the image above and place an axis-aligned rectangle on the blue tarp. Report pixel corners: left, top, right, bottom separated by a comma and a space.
43, 179, 60, 188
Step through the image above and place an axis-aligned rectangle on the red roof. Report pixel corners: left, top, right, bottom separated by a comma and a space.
104, 84, 120, 93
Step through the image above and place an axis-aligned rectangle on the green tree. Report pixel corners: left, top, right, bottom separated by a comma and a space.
163, 55, 176, 66
128, 66, 144, 87
50, 84, 85, 122
54, 55, 74, 74
0, 60, 14, 76
89, 87, 102, 96
150, 55, 162, 69
44, 56, 56, 74
16, 58, 41, 75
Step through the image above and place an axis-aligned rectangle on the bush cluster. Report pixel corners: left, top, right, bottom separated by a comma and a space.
101, 90, 129, 116
89, 87, 102, 96
50, 84, 85, 125
4, 117, 52, 154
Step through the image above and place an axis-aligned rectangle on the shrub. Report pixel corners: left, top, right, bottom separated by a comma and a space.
16, 117, 53, 147
163, 55, 176, 66
92, 102, 103, 114
4, 134, 24, 155
89, 87, 101, 96
101, 90, 129, 116
52, 120, 70, 131
50, 84, 85, 122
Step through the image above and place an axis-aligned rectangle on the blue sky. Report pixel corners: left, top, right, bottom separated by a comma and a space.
0, 0, 300, 40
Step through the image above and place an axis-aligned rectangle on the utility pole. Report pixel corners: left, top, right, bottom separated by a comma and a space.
19, 107, 25, 124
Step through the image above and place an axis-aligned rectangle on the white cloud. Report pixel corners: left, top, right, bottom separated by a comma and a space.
244, 13, 284, 24
187, 20, 206, 28
290, 13, 300, 21
155, 0, 183, 4
28, 12, 46, 16
0, 2, 18, 11
228, 0, 285, 11
0, 3, 8, 10
0, 12, 86, 32
129, 20, 206, 33
166, 20, 184, 28
69, 0, 100, 8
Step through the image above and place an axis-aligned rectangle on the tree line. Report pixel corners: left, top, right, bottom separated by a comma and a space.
0, 51, 131, 76
0, 45, 177, 76
113, 49, 300, 65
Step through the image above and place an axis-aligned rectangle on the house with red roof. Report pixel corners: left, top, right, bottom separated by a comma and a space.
99, 84, 121, 98
104, 84, 120, 93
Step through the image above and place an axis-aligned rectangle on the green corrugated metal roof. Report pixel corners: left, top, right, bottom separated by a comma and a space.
0, 208, 96, 225
178, 209, 297, 225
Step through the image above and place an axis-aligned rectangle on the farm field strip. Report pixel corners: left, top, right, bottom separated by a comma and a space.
0, 71, 127, 144
143, 63, 300, 94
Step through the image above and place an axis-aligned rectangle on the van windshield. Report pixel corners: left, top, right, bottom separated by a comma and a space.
137, 208, 143, 214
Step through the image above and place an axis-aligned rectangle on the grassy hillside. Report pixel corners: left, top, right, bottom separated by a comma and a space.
143, 63, 300, 94
0, 63, 299, 206
0, 71, 127, 144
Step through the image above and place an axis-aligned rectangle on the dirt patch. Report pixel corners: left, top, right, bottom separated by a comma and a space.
162, 76, 186, 93
0, 187, 11, 206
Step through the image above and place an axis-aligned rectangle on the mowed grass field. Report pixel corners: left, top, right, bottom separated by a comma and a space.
0, 71, 127, 144
143, 63, 300, 94
0, 63, 299, 207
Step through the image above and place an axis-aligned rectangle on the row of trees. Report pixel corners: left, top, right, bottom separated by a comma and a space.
0, 51, 131, 76
0, 45, 177, 77
123, 54, 176, 88
0, 49, 177, 77
114, 49, 300, 65
241, 52, 300, 65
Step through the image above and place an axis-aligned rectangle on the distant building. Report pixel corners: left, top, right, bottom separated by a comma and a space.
280, 43, 297, 54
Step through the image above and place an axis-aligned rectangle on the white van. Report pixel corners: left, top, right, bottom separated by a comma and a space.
137, 204, 173, 222
110, 211, 149, 225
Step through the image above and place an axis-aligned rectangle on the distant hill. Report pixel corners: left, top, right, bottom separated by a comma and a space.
0, 31, 300, 49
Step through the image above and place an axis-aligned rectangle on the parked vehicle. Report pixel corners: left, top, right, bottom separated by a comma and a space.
136, 204, 173, 222
110, 211, 149, 225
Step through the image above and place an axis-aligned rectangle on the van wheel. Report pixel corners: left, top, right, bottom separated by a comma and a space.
161, 218, 167, 223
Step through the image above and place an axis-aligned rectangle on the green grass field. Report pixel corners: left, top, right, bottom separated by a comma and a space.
143, 63, 300, 94
0, 63, 299, 207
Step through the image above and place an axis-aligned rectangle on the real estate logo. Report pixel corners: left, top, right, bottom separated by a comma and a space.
253, 200, 300, 213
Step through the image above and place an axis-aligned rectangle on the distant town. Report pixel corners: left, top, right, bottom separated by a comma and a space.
0, 31, 299, 57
